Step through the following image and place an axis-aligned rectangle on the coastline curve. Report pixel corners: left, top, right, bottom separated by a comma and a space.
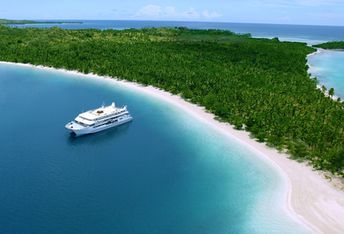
1, 61, 344, 233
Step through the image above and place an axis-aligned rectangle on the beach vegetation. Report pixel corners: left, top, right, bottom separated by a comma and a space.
314, 41, 344, 50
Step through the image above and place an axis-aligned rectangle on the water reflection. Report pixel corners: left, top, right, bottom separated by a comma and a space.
66, 123, 132, 145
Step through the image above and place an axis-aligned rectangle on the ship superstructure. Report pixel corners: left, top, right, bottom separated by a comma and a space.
65, 102, 132, 136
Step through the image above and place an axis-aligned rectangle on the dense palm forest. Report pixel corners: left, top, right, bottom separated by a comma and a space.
0, 26, 343, 176
314, 41, 344, 49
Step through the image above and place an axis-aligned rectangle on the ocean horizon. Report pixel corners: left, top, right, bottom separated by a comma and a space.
10, 20, 344, 45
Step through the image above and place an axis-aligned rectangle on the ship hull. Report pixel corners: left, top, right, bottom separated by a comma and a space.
66, 116, 133, 136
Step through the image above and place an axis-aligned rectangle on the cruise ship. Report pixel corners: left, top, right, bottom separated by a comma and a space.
65, 102, 133, 136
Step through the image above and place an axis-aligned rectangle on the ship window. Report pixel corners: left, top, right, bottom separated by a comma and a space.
75, 120, 87, 127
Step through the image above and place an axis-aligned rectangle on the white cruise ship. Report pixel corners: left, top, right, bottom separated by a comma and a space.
65, 102, 133, 136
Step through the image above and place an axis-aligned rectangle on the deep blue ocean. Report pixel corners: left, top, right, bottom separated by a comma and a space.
0, 64, 307, 233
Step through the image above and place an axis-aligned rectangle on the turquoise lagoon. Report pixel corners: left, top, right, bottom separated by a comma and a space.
0, 64, 308, 233
308, 50, 344, 98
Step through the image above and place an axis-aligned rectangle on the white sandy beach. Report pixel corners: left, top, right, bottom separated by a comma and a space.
1, 61, 344, 233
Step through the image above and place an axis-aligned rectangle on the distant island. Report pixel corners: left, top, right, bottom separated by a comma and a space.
0, 26, 343, 177
314, 41, 344, 49
0, 19, 82, 25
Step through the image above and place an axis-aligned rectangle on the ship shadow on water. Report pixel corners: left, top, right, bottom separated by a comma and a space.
66, 122, 132, 146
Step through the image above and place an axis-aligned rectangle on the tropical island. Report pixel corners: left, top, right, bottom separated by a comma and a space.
0, 25, 343, 177
0, 18, 81, 25
314, 41, 344, 49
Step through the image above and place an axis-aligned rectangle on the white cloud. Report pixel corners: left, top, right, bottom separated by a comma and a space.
135, 5, 221, 20
136, 4, 162, 18
202, 10, 222, 19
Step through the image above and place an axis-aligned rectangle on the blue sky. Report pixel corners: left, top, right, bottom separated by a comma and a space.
1, 0, 344, 26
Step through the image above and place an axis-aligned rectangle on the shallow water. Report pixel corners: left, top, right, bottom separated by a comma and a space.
0, 64, 308, 233
308, 50, 344, 98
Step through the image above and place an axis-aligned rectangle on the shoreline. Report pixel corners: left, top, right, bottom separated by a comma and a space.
307, 48, 343, 102
1, 61, 344, 233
